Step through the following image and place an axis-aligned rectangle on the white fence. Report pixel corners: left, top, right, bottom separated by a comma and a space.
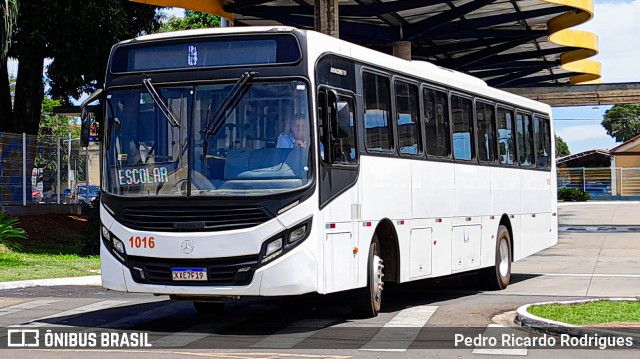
557, 167, 640, 197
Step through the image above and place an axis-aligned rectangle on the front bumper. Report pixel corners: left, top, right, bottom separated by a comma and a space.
100, 237, 318, 296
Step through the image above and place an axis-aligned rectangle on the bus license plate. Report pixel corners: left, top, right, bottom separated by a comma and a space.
172, 268, 208, 281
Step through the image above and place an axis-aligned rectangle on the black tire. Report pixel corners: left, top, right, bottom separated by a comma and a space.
350, 237, 383, 318
479, 225, 512, 290
192, 301, 226, 316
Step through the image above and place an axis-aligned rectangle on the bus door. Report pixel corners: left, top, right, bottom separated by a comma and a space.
317, 87, 360, 293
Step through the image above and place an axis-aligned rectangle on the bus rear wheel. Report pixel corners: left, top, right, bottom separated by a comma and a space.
480, 225, 511, 290
350, 238, 383, 318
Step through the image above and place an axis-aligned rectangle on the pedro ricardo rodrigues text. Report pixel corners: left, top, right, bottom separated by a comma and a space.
455, 333, 635, 350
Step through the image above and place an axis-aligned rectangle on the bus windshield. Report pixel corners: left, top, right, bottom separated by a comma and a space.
104, 80, 312, 197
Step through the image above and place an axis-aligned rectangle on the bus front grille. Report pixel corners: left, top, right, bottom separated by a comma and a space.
119, 206, 272, 232
127, 255, 259, 286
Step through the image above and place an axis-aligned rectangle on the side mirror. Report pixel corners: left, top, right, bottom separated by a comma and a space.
80, 89, 103, 147
81, 107, 91, 147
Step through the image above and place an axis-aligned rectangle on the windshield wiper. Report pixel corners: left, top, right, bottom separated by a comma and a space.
202, 71, 257, 158
142, 78, 181, 128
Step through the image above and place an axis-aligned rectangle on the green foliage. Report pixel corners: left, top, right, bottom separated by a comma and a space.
0, 251, 100, 282
601, 104, 640, 143
159, 10, 220, 32
0, 211, 26, 250
528, 299, 640, 325
39, 97, 79, 138
558, 187, 590, 202
555, 135, 570, 157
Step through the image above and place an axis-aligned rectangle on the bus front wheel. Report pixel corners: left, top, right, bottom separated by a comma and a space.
350, 238, 383, 318
480, 225, 512, 290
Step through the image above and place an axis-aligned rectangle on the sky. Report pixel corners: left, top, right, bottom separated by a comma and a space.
552, 0, 640, 153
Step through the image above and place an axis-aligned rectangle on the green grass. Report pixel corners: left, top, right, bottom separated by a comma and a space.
528, 300, 640, 325
0, 247, 100, 282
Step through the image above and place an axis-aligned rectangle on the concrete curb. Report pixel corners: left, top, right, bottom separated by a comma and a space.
515, 298, 640, 348
0, 275, 101, 290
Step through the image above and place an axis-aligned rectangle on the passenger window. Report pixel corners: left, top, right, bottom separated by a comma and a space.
395, 81, 421, 155
534, 116, 551, 169
476, 101, 496, 162
363, 72, 393, 152
423, 88, 450, 157
516, 113, 534, 166
451, 95, 474, 161
497, 108, 516, 165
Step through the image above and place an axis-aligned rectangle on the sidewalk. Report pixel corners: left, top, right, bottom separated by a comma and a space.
0, 275, 101, 290
502, 201, 640, 297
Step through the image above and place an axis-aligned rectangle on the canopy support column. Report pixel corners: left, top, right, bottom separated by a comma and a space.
315, 0, 339, 37
393, 41, 412, 60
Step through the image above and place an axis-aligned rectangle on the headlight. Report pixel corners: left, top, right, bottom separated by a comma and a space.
288, 224, 307, 244
262, 238, 283, 264
259, 217, 312, 266
113, 238, 126, 254
101, 226, 111, 241
101, 224, 127, 265
265, 238, 283, 257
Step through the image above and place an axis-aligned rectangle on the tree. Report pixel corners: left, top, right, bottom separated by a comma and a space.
601, 104, 640, 143
555, 135, 570, 157
159, 10, 220, 32
0, 0, 161, 135
0, 0, 18, 61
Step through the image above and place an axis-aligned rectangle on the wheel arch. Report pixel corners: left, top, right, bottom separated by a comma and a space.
499, 214, 514, 261
373, 218, 400, 283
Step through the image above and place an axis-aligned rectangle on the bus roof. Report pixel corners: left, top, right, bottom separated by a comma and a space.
118, 26, 550, 114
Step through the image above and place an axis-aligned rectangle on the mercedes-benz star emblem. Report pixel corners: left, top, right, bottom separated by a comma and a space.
181, 240, 194, 254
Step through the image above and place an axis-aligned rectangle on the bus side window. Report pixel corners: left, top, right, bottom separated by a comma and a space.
534, 116, 551, 169
451, 95, 474, 161
363, 72, 393, 152
423, 88, 450, 157
516, 113, 534, 166
497, 108, 516, 165
476, 101, 496, 162
395, 81, 421, 155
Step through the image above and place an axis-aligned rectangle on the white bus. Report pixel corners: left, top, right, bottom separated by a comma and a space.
81, 26, 557, 318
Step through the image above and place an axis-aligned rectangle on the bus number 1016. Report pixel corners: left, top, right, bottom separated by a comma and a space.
129, 236, 155, 249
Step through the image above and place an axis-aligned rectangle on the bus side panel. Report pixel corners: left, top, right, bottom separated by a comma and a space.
411, 161, 455, 219
490, 167, 522, 262
454, 165, 491, 217
411, 160, 454, 278
360, 156, 412, 221
519, 170, 554, 259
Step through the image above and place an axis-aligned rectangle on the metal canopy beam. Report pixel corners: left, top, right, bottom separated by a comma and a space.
447, 36, 541, 69
406, 0, 498, 40
470, 62, 559, 78
232, 0, 450, 17
486, 67, 551, 87
507, 72, 580, 87
504, 83, 640, 106
464, 47, 579, 69
410, 36, 537, 57
426, 29, 547, 40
